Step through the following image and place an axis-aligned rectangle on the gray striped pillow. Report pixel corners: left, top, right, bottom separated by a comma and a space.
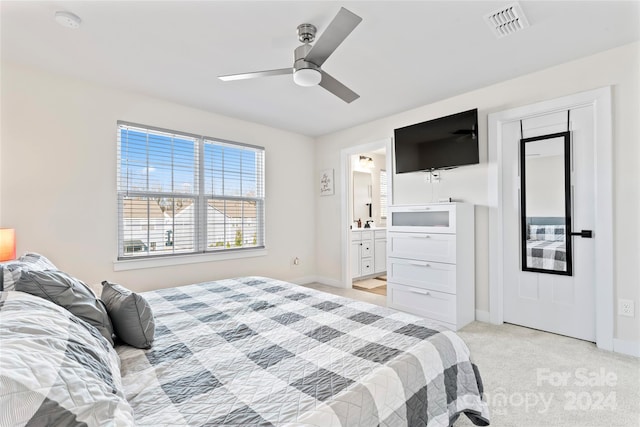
101, 281, 155, 349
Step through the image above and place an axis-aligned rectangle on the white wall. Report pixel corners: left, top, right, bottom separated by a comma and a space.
315, 42, 639, 342
0, 62, 316, 293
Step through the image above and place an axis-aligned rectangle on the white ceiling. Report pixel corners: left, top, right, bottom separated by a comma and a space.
2, 1, 638, 137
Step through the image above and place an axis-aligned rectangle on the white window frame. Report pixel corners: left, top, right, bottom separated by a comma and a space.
116, 121, 266, 267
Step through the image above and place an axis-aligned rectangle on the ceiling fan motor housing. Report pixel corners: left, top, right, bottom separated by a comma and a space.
293, 44, 321, 86
294, 44, 319, 70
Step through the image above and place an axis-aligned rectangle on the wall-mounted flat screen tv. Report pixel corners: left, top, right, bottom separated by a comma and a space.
394, 108, 479, 173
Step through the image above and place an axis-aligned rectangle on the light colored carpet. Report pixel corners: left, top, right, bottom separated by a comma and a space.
455, 322, 640, 427
303, 282, 386, 307
300, 282, 639, 427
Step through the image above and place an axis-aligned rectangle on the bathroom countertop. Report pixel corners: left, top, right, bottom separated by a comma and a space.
351, 227, 386, 231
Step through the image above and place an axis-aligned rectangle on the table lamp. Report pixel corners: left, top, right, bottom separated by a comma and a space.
0, 229, 16, 262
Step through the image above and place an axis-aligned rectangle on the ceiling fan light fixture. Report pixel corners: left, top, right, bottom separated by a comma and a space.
293, 68, 321, 87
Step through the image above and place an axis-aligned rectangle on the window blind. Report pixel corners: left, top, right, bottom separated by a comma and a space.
117, 122, 265, 259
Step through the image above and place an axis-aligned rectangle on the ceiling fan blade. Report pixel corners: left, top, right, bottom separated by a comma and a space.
319, 70, 359, 103
304, 7, 362, 67
218, 68, 292, 81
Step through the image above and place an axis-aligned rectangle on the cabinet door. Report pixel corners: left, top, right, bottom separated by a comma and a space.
374, 239, 386, 273
351, 241, 361, 278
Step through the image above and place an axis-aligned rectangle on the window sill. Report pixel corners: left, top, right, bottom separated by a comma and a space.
113, 248, 268, 271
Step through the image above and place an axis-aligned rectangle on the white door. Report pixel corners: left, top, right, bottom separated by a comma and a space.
502, 106, 596, 342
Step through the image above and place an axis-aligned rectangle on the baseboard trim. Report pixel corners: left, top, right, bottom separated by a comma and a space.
613, 338, 640, 357
288, 276, 319, 286
313, 276, 345, 288
289, 276, 345, 288
475, 309, 491, 323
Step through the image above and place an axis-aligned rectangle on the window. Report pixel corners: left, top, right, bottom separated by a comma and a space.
380, 169, 387, 218
117, 122, 265, 260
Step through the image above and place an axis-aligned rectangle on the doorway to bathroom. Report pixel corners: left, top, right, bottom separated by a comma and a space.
340, 138, 392, 297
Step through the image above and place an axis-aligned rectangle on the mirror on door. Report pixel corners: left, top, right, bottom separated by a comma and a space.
520, 131, 573, 275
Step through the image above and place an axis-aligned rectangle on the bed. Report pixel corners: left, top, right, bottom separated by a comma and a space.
1, 256, 489, 427
525, 217, 567, 271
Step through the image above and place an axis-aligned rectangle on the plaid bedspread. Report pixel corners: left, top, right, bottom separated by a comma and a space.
526, 240, 566, 271
118, 277, 489, 426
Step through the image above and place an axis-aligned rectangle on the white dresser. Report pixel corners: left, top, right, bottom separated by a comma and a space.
387, 203, 475, 330
351, 228, 386, 279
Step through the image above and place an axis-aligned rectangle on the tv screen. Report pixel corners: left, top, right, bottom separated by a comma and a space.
394, 109, 479, 173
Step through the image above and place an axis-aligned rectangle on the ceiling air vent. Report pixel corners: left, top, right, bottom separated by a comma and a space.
484, 3, 530, 38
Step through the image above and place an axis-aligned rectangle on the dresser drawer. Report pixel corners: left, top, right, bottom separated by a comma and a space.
388, 232, 456, 263
388, 258, 456, 294
389, 204, 456, 233
388, 283, 456, 325
374, 229, 386, 240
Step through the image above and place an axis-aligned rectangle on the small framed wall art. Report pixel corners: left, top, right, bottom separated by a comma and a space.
319, 168, 334, 196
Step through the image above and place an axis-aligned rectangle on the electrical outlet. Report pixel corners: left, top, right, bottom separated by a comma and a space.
618, 299, 634, 317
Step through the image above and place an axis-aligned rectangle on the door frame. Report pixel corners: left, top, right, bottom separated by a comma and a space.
487, 87, 613, 351
340, 138, 393, 288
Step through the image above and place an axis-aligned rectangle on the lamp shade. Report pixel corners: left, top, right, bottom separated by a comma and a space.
0, 229, 16, 262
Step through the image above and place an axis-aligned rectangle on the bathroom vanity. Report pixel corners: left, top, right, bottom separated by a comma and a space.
351, 228, 386, 279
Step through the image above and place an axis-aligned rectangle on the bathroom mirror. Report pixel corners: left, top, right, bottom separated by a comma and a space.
353, 171, 372, 224
520, 131, 573, 275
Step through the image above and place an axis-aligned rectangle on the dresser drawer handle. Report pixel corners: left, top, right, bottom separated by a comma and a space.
409, 235, 431, 239
408, 261, 430, 267
409, 289, 431, 296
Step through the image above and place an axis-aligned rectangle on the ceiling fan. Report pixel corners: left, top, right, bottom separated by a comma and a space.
218, 7, 362, 103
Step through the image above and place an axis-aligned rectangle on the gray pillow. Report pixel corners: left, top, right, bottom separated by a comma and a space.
101, 281, 155, 349
0, 253, 57, 291
15, 270, 114, 346
19, 252, 57, 270
0, 262, 30, 291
